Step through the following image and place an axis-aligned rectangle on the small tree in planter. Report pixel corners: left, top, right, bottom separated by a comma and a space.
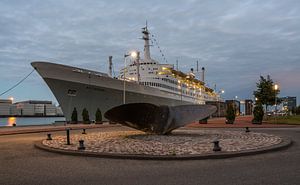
71, 107, 78, 124
252, 103, 264, 124
82, 108, 90, 124
225, 104, 236, 124
95, 108, 102, 124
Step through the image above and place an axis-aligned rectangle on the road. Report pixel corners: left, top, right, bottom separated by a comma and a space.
0, 127, 299, 185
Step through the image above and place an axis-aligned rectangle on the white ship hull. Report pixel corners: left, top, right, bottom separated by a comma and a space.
32, 62, 193, 121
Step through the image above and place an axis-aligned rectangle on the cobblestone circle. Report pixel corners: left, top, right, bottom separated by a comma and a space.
42, 129, 283, 156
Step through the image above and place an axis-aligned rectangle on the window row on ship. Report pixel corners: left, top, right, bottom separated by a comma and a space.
140, 81, 208, 98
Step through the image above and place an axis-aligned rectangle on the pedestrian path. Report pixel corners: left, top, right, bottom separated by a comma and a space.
0, 123, 115, 136
188, 116, 299, 128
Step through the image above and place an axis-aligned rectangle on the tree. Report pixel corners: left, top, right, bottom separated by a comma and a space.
253, 75, 280, 112
252, 103, 264, 124
95, 108, 102, 124
82, 108, 90, 124
295, 106, 300, 115
71, 107, 78, 124
225, 104, 236, 124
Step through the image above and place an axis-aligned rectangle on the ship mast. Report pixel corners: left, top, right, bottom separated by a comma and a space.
142, 23, 151, 60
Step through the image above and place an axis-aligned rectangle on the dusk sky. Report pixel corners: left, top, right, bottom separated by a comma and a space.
0, 0, 299, 105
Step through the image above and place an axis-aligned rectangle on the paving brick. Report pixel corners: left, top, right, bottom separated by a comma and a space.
42, 129, 282, 156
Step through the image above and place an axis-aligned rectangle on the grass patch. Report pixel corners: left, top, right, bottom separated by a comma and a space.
265, 115, 300, 125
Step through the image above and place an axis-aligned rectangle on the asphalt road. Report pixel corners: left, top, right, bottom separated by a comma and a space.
0, 127, 299, 185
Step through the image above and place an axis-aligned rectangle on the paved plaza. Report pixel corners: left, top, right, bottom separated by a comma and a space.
41, 129, 284, 157
0, 125, 299, 185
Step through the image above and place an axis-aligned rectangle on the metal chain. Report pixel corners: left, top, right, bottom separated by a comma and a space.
0, 69, 35, 97
150, 34, 168, 63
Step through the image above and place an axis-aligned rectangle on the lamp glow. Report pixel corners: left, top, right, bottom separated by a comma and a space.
130, 51, 137, 58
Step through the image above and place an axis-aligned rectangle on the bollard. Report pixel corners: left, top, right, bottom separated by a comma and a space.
66, 128, 70, 145
47, 133, 52, 140
78, 140, 85, 150
213, 140, 221, 151
245, 127, 250, 133
82, 129, 86, 134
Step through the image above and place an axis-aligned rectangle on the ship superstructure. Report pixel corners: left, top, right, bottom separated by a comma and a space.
32, 25, 219, 121
118, 26, 217, 105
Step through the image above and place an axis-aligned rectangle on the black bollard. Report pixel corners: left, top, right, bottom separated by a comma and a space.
66, 128, 70, 145
213, 140, 222, 152
78, 140, 85, 150
82, 129, 86, 134
245, 127, 250, 133
47, 133, 52, 140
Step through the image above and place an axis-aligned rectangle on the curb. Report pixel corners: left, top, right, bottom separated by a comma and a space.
34, 136, 292, 160
0, 125, 120, 136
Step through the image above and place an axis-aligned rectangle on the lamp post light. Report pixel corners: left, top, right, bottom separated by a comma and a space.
274, 84, 279, 123
123, 54, 128, 104
274, 84, 278, 112
9, 97, 14, 103
234, 96, 240, 116
135, 51, 141, 83
123, 51, 138, 104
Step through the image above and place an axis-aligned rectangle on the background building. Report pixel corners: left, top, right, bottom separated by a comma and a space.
0, 99, 63, 117
0, 99, 12, 116
11, 100, 57, 116
281, 96, 297, 112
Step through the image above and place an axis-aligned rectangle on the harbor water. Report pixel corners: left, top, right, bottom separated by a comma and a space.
0, 117, 66, 127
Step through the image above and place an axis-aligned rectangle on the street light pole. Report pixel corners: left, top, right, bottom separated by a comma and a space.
136, 51, 140, 84
274, 84, 279, 123
123, 55, 128, 104
123, 51, 139, 104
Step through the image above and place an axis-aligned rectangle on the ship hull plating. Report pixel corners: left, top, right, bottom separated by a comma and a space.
44, 78, 190, 121
32, 61, 201, 121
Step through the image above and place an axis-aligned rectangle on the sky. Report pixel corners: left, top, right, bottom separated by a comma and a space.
0, 0, 299, 105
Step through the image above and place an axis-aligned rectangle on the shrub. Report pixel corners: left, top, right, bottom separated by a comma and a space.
225, 104, 235, 124
82, 108, 90, 124
252, 104, 264, 124
95, 108, 102, 124
71, 107, 78, 124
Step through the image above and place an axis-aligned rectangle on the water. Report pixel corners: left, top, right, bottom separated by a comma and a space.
0, 117, 66, 127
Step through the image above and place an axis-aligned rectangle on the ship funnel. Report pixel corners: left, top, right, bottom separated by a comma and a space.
201, 67, 205, 82
108, 56, 113, 77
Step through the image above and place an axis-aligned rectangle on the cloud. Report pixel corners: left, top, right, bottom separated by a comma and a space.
0, 0, 299, 104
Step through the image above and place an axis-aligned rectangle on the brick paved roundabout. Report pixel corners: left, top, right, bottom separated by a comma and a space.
35, 129, 291, 159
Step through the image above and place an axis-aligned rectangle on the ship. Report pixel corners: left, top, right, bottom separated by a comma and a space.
32, 25, 219, 121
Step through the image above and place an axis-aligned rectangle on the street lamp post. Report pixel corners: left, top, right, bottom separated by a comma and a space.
218, 90, 225, 117
123, 51, 138, 104
123, 55, 128, 104
274, 84, 279, 123
136, 51, 140, 83
234, 96, 240, 116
